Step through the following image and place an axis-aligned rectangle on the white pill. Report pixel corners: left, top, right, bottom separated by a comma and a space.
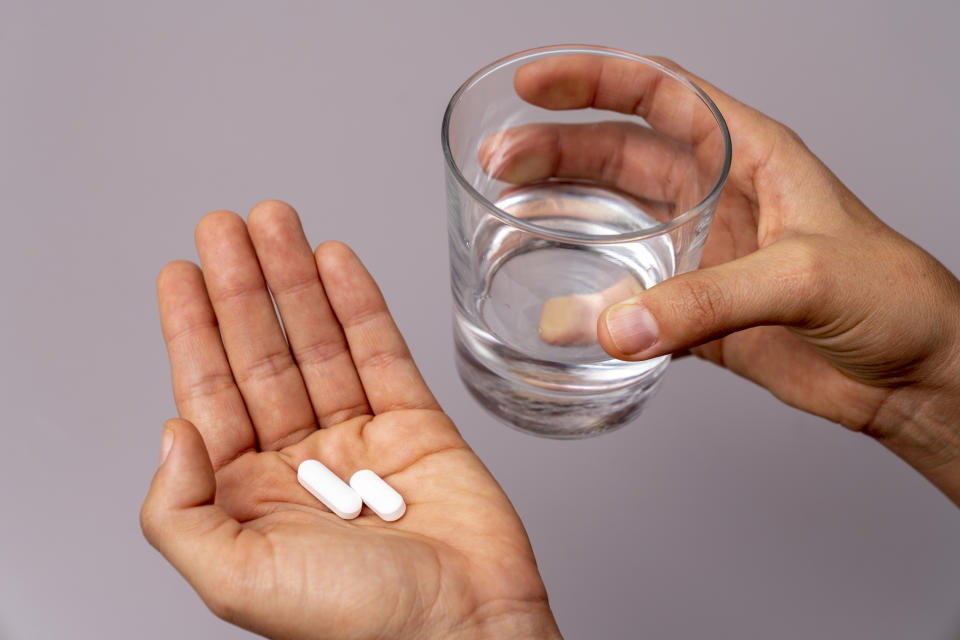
297, 460, 362, 520
349, 470, 406, 522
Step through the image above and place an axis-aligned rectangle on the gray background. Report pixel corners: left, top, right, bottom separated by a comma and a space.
2, 0, 958, 638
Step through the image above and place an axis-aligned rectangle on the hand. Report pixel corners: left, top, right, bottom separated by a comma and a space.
141, 201, 562, 639
485, 55, 960, 504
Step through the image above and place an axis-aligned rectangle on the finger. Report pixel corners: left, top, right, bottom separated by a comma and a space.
513, 54, 735, 146
246, 201, 371, 427
597, 239, 823, 360
158, 261, 256, 469
315, 241, 440, 414
512, 54, 804, 210
478, 121, 696, 208
140, 419, 251, 616
195, 211, 315, 451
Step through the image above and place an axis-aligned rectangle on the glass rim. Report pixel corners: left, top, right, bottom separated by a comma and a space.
441, 44, 732, 244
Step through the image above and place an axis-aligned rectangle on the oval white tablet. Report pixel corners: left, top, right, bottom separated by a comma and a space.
297, 460, 362, 520
349, 470, 406, 522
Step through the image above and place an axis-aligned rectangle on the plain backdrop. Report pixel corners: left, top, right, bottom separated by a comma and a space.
2, 1, 959, 638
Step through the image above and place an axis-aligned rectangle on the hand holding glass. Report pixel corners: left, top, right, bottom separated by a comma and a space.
442, 46, 731, 438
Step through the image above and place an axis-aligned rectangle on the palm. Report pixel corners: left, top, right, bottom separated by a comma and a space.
147, 202, 548, 639
217, 411, 542, 638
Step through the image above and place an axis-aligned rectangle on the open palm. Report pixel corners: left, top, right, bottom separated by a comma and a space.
141, 202, 558, 639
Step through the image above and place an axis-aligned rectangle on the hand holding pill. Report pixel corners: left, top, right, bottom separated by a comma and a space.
142, 201, 563, 640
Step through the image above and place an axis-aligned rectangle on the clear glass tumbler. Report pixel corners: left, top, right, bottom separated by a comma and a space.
442, 45, 731, 438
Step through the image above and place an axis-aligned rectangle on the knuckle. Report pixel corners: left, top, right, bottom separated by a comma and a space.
294, 336, 350, 370
235, 349, 296, 385
781, 239, 830, 300
357, 345, 402, 372
774, 122, 806, 151
139, 501, 161, 548
180, 370, 235, 401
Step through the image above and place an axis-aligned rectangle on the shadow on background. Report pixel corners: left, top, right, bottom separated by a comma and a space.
946, 611, 960, 640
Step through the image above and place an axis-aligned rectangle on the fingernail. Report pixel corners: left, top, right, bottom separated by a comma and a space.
498, 152, 553, 183
480, 132, 554, 183
159, 429, 175, 466
604, 302, 658, 354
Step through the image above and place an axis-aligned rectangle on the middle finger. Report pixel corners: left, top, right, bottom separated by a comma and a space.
247, 201, 372, 427
479, 120, 697, 213
195, 210, 316, 451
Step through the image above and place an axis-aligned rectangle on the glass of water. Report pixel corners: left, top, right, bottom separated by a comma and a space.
442, 45, 731, 438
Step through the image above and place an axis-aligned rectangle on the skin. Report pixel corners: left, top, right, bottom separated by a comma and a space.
538, 276, 644, 346
141, 202, 562, 639
144, 55, 960, 639
484, 54, 960, 504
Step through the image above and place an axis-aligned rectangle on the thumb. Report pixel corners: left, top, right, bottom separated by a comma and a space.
598, 244, 817, 360
140, 419, 241, 602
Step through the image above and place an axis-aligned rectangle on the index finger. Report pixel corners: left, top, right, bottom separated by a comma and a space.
513, 54, 732, 146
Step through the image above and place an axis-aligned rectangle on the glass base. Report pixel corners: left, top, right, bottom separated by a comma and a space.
454, 336, 670, 439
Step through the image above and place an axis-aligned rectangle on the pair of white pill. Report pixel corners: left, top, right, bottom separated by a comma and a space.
297, 460, 405, 522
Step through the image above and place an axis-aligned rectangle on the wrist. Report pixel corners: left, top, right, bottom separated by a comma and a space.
440, 600, 563, 640
870, 382, 960, 506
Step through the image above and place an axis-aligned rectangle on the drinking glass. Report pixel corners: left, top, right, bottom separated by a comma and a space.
442, 45, 731, 438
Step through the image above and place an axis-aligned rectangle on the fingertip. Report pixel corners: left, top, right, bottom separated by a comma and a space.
597, 302, 659, 361
247, 199, 298, 232
247, 201, 310, 260
142, 419, 194, 547
512, 63, 537, 102
478, 134, 495, 168
513, 55, 599, 109
314, 240, 356, 269
483, 125, 561, 184
156, 263, 210, 342
165, 417, 212, 452
164, 416, 197, 433
478, 133, 512, 180
596, 307, 623, 359
157, 418, 199, 470
315, 242, 375, 299
141, 419, 243, 601
159, 447, 217, 526
195, 209, 244, 246
596, 324, 644, 361
159, 427, 175, 466
157, 260, 201, 293
477, 130, 511, 180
